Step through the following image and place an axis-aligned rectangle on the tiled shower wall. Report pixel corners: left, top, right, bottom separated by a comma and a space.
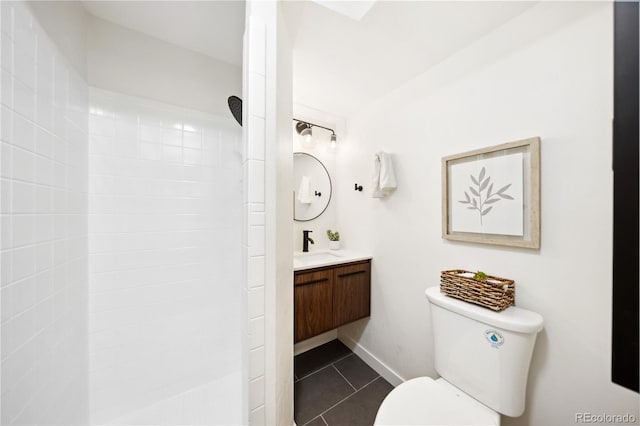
0, 2, 90, 424
88, 89, 243, 424
1, 2, 249, 425
244, 15, 267, 426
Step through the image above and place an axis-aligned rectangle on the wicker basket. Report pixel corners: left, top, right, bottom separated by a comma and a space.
440, 270, 515, 311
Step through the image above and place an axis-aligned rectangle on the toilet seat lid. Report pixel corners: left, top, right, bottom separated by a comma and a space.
374, 377, 500, 426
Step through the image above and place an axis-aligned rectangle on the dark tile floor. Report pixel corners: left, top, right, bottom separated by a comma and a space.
294, 340, 394, 426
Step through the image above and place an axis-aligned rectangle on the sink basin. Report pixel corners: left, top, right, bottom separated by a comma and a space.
294, 251, 344, 263
293, 249, 372, 271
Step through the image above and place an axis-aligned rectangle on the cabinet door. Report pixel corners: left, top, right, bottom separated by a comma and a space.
294, 269, 333, 343
333, 261, 371, 328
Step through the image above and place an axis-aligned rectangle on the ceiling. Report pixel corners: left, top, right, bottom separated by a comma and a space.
82, 1, 245, 66
82, 1, 536, 118
310, 0, 377, 21
284, 1, 536, 118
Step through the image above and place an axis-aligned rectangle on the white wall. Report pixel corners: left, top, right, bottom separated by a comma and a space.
87, 15, 242, 118
87, 89, 243, 424
1, 1, 89, 423
292, 105, 345, 253
336, 2, 640, 425
290, 106, 344, 354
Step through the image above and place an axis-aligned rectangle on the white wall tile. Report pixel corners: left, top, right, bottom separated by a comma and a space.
11, 214, 33, 247
10, 307, 35, 349
249, 203, 264, 212
1, 68, 13, 107
249, 211, 265, 226
0, 3, 89, 424
248, 256, 264, 288
13, 43, 35, 89
10, 146, 34, 181
10, 276, 35, 313
2, 33, 14, 73
1, 214, 12, 250
11, 181, 34, 213
249, 376, 265, 410
248, 286, 264, 319
11, 245, 34, 282
249, 347, 265, 380
249, 404, 265, 426
248, 316, 265, 350
247, 116, 265, 161
1, 250, 12, 285
243, 12, 270, 418
1, 105, 13, 144
248, 19, 266, 77
1, 2, 13, 40
248, 225, 265, 257
247, 160, 265, 203
12, 5, 34, 57
12, 77, 35, 120
248, 73, 266, 119
88, 89, 243, 424
12, 112, 34, 151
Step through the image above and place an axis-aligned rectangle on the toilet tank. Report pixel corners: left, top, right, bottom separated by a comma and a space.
425, 286, 543, 417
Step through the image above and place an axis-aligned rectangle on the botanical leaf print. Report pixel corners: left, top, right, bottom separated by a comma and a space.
458, 166, 513, 225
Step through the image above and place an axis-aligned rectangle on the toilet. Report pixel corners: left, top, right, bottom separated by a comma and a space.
374, 286, 544, 425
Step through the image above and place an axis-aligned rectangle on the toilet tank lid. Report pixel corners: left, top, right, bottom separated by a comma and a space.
425, 286, 544, 333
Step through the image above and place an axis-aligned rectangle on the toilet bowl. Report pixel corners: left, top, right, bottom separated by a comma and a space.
375, 376, 499, 425
374, 286, 543, 425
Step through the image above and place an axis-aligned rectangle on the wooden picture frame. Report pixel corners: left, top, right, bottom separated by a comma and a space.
442, 137, 540, 249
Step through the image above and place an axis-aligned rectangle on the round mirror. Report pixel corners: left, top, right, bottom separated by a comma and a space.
293, 152, 332, 221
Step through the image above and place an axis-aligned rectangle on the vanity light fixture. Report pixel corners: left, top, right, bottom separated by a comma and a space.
295, 121, 313, 144
293, 118, 337, 147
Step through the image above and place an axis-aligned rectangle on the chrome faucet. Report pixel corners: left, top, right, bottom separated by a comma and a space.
303, 230, 314, 252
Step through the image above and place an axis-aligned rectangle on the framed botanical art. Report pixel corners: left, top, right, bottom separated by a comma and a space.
442, 137, 540, 249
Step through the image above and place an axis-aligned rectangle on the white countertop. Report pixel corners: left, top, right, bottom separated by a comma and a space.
293, 249, 372, 271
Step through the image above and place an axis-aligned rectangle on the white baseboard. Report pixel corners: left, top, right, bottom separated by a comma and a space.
338, 335, 405, 387
294, 329, 338, 356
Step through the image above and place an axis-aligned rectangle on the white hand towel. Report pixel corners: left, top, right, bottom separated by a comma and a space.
371, 152, 397, 198
297, 176, 312, 204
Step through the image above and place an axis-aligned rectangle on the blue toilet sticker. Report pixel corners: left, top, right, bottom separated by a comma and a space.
484, 330, 504, 348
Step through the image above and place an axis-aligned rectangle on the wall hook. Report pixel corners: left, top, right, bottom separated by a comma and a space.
354, 184, 363, 192
314, 191, 322, 197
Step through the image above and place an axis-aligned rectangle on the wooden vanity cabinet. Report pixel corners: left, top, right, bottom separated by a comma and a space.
332, 262, 371, 328
294, 260, 371, 343
294, 268, 334, 342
